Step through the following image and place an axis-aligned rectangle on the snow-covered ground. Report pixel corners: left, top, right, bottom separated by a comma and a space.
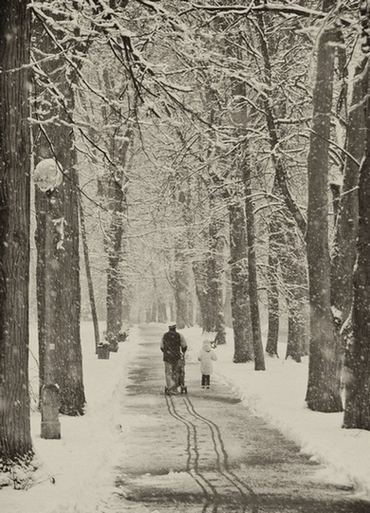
2, 321, 370, 512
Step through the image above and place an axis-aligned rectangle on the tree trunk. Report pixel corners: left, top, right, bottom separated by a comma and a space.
59, 155, 85, 415
243, 161, 265, 371
79, 196, 100, 353
285, 303, 303, 363
0, 0, 33, 459
265, 220, 280, 358
344, 127, 370, 429
105, 128, 131, 342
228, 201, 254, 362
106, 181, 124, 340
206, 217, 226, 344
331, 56, 366, 326
343, 9, 370, 428
158, 301, 167, 323
277, 213, 308, 361
174, 260, 190, 329
192, 260, 210, 329
33, 18, 85, 416
305, 0, 342, 412
172, 191, 191, 329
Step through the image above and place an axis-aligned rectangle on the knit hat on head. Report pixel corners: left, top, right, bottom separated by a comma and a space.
203, 339, 212, 351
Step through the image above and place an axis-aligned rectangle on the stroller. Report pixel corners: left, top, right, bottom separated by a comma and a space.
164, 353, 187, 396
176, 352, 187, 394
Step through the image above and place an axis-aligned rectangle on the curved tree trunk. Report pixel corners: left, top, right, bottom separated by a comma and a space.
255, 10, 306, 236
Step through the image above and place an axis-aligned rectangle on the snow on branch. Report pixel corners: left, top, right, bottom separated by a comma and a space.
191, 2, 352, 25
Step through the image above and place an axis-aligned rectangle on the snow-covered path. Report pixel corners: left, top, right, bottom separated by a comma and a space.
96, 324, 369, 513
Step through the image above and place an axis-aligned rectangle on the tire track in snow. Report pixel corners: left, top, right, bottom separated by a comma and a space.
165, 394, 218, 499
184, 395, 258, 506
165, 394, 258, 513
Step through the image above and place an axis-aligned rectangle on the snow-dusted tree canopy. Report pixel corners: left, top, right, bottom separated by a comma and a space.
2, 0, 370, 472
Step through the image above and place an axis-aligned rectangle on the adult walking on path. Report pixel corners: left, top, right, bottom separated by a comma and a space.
105, 324, 370, 513
160, 323, 187, 395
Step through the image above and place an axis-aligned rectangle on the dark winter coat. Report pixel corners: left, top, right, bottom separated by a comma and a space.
161, 329, 187, 363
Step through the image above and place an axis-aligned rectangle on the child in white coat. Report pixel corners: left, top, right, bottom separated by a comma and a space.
198, 339, 217, 388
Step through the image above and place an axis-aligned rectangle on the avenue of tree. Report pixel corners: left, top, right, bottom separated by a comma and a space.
1, 0, 370, 469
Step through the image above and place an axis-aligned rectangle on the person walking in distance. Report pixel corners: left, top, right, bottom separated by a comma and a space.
198, 339, 217, 388
160, 323, 187, 395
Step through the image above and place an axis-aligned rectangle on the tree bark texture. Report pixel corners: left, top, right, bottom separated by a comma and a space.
201, 86, 227, 342
192, 260, 211, 329
344, 123, 370, 430
279, 219, 308, 361
33, 20, 85, 416
343, 10, 370, 428
0, 0, 33, 458
286, 305, 304, 363
174, 189, 193, 329
105, 124, 131, 342
207, 217, 226, 344
106, 178, 125, 340
331, 56, 367, 325
174, 258, 190, 329
243, 162, 265, 371
305, 1, 342, 412
228, 201, 254, 362
265, 219, 280, 358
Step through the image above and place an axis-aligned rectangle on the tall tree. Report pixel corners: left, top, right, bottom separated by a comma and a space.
228, 196, 254, 362
265, 217, 280, 358
0, 0, 33, 459
331, 54, 367, 327
343, 2, 370, 430
102, 69, 132, 343
279, 215, 308, 362
33, 7, 85, 415
79, 195, 100, 353
305, 0, 342, 412
243, 156, 266, 371
173, 189, 193, 329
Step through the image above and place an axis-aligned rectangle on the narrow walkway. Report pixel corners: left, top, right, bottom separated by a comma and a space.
102, 324, 370, 513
